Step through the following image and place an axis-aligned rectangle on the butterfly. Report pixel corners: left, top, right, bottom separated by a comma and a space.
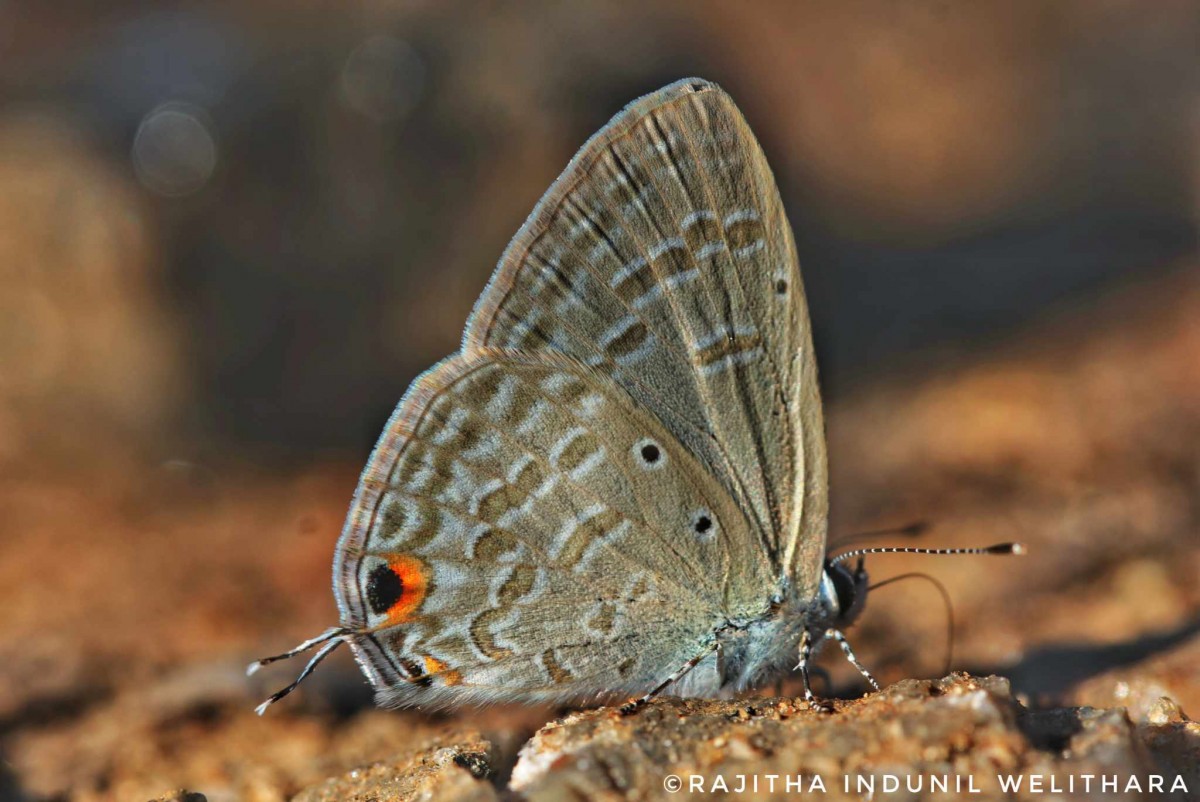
251, 78, 1021, 714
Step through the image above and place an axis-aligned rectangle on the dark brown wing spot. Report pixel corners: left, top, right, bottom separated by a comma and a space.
606, 321, 651, 360
651, 243, 695, 281
473, 528, 518, 561
497, 564, 537, 604
556, 431, 603, 474
611, 262, 656, 304
726, 217, 765, 252
558, 509, 624, 569
476, 484, 512, 525
683, 215, 723, 254
469, 609, 513, 661
587, 602, 617, 637
541, 649, 575, 684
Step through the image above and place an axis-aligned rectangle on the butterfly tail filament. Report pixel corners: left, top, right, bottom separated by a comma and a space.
248, 627, 349, 715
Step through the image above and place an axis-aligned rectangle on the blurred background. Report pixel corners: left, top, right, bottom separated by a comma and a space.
0, 2, 1197, 800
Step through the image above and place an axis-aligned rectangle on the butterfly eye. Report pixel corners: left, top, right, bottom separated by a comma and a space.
633, 438, 667, 470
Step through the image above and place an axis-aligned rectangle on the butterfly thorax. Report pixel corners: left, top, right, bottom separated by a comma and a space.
711, 560, 866, 693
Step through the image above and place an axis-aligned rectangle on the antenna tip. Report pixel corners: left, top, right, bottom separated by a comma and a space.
255, 699, 273, 716
246, 661, 263, 677
1010, 542, 1028, 555
988, 542, 1027, 555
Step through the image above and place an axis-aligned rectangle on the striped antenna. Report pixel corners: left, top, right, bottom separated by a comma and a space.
829, 542, 1026, 566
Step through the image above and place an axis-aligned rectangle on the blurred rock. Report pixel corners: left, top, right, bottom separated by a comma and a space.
0, 113, 184, 465
1069, 635, 1200, 726
293, 735, 498, 802
149, 792, 207, 802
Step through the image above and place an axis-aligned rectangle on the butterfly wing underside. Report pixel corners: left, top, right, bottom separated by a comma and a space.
333, 78, 827, 705
334, 348, 774, 705
465, 79, 828, 595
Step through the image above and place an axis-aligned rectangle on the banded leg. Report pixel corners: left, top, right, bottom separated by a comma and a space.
619, 640, 720, 715
826, 627, 879, 691
796, 629, 833, 711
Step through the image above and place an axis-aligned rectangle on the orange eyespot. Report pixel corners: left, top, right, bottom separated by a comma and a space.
364, 554, 429, 623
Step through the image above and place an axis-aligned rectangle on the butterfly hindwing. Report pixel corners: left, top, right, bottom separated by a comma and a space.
334, 348, 774, 705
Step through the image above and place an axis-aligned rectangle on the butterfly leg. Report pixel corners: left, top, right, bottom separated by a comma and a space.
796, 629, 834, 712
825, 627, 880, 692
618, 640, 721, 716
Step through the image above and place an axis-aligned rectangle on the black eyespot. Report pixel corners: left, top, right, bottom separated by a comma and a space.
633, 438, 666, 469
694, 515, 712, 534
366, 563, 404, 615
775, 279, 788, 295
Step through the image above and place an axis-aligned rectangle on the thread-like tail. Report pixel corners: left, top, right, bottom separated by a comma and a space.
248, 627, 347, 714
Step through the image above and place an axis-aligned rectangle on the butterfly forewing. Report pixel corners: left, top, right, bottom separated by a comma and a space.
464, 79, 828, 597
334, 348, 774, 706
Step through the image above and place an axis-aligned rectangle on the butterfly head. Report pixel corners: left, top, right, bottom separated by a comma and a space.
819, 556, 870, 629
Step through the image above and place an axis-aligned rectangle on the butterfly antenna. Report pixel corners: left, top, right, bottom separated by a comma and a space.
247, 627, 347, 715
829, 542, 1026, 566
869, 572, 955, 676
